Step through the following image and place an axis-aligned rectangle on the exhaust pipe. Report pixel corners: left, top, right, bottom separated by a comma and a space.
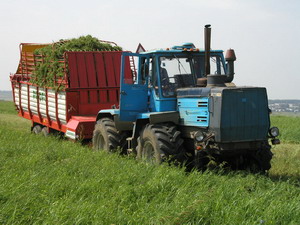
199, 25, 235, 87
204, 24, 211, 76
225, 49, 236, 83
197, 24, 211, 87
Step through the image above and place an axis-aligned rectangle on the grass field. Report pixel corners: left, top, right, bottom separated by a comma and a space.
0, 100, 299, 224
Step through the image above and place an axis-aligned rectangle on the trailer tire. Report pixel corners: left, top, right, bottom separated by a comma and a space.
136, 123, 187, 165
92, 118, 126, 152
32, 124, 42, 134
41, 127, 49, 137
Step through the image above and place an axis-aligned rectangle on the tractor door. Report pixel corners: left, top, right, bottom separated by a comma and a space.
119, 53, 150, 121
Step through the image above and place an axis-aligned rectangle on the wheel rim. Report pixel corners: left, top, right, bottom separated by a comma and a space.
33, 125, 41, 134
97, 133, 106, 150
143, 141, 156, 163
42, 127, 49, 136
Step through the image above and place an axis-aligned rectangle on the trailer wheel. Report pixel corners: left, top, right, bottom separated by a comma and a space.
92, 118, 126, 152
41, 127, 49, 137
32, 124, 42, 134
137, 124, 187, 165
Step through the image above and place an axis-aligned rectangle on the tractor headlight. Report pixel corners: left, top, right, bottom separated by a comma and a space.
269, 127, 279, 138
194, 131, 205, 142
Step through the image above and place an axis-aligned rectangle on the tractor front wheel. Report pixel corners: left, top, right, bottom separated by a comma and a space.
247, 148, 273, 173
137, 123, 187, 165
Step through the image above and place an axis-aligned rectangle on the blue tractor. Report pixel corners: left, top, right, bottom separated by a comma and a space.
93, 25, 280, 172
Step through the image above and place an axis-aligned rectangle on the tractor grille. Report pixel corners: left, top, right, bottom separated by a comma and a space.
219, 88, 270, 142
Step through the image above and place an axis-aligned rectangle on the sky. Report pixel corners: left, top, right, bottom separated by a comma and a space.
0, 0, 299, 99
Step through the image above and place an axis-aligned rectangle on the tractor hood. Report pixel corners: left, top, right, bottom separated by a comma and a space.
177, 86, 270, 142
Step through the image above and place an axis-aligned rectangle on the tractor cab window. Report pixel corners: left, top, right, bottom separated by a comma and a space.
158, 56, 196, 97
123, 55, 151, 85
193, 55, 225, 78
210, 56, 225, 75
152, 54, 226, 98
141, 57, 150, 84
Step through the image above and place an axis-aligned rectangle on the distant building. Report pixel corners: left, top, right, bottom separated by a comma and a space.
269, 100, 300, 114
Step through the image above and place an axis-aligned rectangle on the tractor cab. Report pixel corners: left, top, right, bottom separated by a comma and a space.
118, 45, 227, 120
148, 46, 227, 98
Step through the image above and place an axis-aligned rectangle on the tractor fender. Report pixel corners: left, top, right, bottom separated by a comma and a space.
131, 111, 179, 142
96, 109, 120, 121
96, 109, 133, 131
148, 111, 179, 124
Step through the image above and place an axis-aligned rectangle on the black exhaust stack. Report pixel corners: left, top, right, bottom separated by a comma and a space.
199, 25, 235, 87
197, 24, 212, 87
204, 25, 225, 87
204, 24, 211, 76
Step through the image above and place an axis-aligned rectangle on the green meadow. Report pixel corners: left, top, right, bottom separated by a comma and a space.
0, 100, 299, 224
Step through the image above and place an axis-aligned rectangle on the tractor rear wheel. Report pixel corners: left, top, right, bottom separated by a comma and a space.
137, 123, 187, 165
92, 118, 126, 152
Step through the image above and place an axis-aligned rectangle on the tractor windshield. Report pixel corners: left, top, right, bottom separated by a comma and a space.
157, 54, 225, 97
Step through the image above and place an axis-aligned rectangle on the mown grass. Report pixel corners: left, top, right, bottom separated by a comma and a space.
0, 101, 299, 224
0, 100, 17, 115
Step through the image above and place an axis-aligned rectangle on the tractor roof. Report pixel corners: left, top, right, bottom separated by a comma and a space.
142, 43, 223, 55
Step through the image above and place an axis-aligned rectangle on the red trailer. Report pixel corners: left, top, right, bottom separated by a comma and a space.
10, 43, 133, 140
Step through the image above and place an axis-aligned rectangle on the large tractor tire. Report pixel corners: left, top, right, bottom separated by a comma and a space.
136, 123, 187, 165
258, 148, 273, 171
92, 117, 126, 152
223, 147, 273, 173
247, 148, 273, 173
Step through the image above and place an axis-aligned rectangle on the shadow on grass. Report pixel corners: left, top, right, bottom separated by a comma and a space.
186, 164, 300, 188
268, 174, 300, 187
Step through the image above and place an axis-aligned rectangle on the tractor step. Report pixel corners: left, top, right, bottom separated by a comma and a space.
126, 137, 133, 152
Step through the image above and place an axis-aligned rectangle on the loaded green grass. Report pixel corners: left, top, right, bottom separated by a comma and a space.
32, 35, 122, 89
